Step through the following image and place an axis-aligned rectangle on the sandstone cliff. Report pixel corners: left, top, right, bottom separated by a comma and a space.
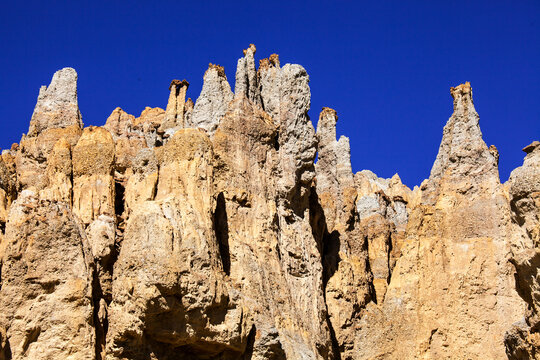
0, 46, 537, 360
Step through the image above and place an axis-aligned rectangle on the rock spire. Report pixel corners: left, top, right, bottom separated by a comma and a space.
162, 79, 189, 133
189, 64, 233, 136
0, 49, 537, 360
28, 67, 83, 136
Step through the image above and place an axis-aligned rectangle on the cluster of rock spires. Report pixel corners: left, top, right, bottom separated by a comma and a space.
0, 44, 538, 359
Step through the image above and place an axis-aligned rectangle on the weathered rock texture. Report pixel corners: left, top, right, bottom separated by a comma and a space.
505, 141, 540, 359
0, 50, 537, 360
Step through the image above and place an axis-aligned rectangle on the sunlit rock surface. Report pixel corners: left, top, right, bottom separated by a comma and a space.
0, 49, 536, 360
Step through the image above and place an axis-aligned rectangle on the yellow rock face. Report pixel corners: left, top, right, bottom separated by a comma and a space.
0, 57, 538, 360
72, 126, 116, 225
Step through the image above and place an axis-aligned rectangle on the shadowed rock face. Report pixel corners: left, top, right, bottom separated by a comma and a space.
0, 47, 537, 360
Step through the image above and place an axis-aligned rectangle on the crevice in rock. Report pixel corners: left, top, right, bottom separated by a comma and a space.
308, 188, 342, 359
1, 337, 12, 360
322, 230, 341, 289
152, 166, 160, 201
274, 131, 280, 151
214, 192, 230, 275
69, 151, 74, 208
363, 234, 377, 305
113, 178, 126, 269
114, 180, 125, 219
0, 221, 5, 235
242, 324, 256, 360
326, 312, 342, 360
386, 232, 393, 284
91, 265, 106, 360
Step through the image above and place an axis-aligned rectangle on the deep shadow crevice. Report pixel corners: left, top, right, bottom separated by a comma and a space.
242, 324, 256, 360
214, 192, 231, 276
91, 265, 106, 360
114, 181, 125, 218
309, 187, 342, 359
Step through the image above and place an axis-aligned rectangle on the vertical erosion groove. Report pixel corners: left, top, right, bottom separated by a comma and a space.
92, 266, 105, 360
386, 232, 393, 284
308, 188, 342, 360
241, 325, 256, 360
114, 178, 126, 258
114, 181, 125, 219
214, 192, 231, 275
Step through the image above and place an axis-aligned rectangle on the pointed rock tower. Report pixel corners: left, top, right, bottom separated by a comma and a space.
16, 68, 83, 192
352, 82, 525, 359
189, 64, 233, 136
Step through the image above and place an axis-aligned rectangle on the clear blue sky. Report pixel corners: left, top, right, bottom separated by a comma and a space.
1, 1, 538, 187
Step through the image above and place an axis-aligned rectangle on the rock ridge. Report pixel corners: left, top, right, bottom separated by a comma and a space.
0, 46, 537, 360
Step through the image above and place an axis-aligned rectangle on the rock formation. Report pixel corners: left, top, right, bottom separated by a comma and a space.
161, 79, 190, 135
350, 81, 526, 359
505, 141, 540, 359
0, 48, 537, 360
190, 64, 234, 136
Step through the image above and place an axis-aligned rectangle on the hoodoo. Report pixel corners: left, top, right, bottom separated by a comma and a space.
0, 45, 537, 360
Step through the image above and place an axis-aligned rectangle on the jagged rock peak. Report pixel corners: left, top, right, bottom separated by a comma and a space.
426, 81, 498, 194
259, 54, 280, 71
235, 43, 260, 104
189, 63, 233, 136
450, 81, 474, 111
162, 78, 190, 132
28, 67, 83, 136
315, 107, 354, 197
206, 62, 226, 77
168, 78, 189, 91
315, 108, 338, 190
317, 108, 352, 171
242, 43, 256, 56
317, 107, 338, 146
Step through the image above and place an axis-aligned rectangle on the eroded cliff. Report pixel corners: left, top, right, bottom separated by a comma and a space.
0, 45, 537, 359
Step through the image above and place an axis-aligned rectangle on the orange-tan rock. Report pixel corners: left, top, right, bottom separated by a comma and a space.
0, 47, 537, 360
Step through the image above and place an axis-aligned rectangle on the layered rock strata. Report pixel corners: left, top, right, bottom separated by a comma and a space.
0, 47, 537, 360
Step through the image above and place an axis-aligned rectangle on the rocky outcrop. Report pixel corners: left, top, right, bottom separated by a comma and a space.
354, 170, 413, 303
505, 141, 540, 359
16, 68, 83, 192
235, 44, 260, 105
213, 97, 333, 359
0, 47, 535, 360
0, 191, 94, 360
0, 152, 16, 230
352, 81, 526, 359
161, 79, 190, 135
189, 64, 234, 136
313, 108, 372, 358
106, 128, 251, 359
27, 68, 83, 137
72, 126, 115, 225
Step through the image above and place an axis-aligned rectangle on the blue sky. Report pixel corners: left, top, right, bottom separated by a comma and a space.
1, 1, 538, 187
